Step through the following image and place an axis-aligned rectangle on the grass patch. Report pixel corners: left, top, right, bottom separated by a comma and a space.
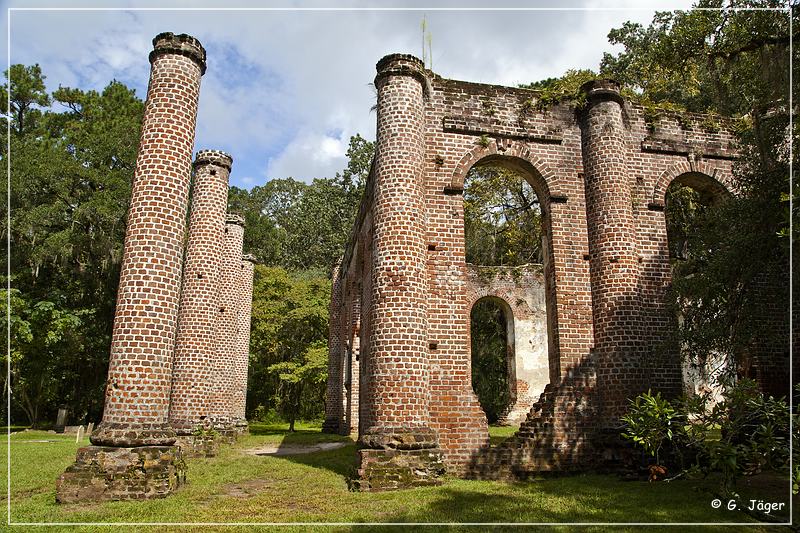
488, 424, 518, 446
0, 423, 794, 531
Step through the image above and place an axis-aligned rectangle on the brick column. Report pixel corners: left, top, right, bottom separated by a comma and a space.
356, 54, 444, 490
322, 261, 345, 433
169, 150, 231, 453
231, 253, 256, 433
579, 80, 643, 433
208, 213, 245, 439
345, 288, 361, 434
57, 32, 205, 503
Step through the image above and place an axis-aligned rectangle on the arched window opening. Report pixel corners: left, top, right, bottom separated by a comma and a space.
463, 157, 553, 432
664, 173, 732, 405
470, 297, 514, 424
464, 163, 543, 267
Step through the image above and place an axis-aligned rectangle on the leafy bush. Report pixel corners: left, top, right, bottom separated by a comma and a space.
621, 391, 678, 465
621, 378, 791, 495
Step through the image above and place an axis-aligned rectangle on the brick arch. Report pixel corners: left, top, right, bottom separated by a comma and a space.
649, 159, 734, 209
449, 139, 565, 203
466, 286, 532, 321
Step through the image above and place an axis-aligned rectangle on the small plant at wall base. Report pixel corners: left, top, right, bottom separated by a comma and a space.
621, 390, 678, 469
191, 424, 218, 438
620, 378, 792, 498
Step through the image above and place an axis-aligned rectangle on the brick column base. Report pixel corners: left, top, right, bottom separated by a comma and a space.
174, 434, 221, 458
322, 418, 342, 434
55, 445, 185, 503
354, 428, 445, 490
233, 419, 249, 436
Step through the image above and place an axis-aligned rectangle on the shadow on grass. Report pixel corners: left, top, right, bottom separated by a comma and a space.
357, 475, 777, 531
278, 442, 359, 479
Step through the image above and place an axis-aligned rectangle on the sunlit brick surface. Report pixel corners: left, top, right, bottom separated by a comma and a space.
169, 150, 232, 434
91, 32, 205, 447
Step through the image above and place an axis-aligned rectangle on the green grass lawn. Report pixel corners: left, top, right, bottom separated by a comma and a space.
0, 422, 795, 531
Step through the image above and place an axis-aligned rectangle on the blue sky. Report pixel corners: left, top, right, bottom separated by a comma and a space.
4, 1, 694, 189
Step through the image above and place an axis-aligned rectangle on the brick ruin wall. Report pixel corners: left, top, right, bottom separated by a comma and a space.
465, 264, 550, 426
325, 54, 790, 488
51, 33, 788, 500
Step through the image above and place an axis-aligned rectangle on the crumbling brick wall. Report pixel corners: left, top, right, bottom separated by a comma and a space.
465, 264, 549, 425
326, 54, 786, 488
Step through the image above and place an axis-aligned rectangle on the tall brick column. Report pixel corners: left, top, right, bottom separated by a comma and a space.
208, 213, 245, 440
56, 32, 205, 503
322, 261, 345, 433
231, 253, 256, 433
579, 80, 643, 436
356, 54, 444, 490
169, 150, 231, 455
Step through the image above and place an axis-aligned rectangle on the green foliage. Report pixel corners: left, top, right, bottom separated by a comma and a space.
191, 424, 218, 438
470, 299, 511, 423
520, 69, 597, 110
621, 390, 678, 464
601, 2, 789, 117
664, 184, 707, 261
230, 134, 374, 271
8, 64, 50, 135
621, 379, 791, 496
464, 164, 542, 266
4, 64, 143, 426
1, 288, 93, 426
247, 266, 331, 431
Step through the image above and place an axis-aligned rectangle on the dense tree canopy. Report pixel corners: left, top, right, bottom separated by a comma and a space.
3, 65, 142, 426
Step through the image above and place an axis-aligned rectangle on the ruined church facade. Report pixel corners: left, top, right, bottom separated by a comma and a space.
324, 54, 788, 490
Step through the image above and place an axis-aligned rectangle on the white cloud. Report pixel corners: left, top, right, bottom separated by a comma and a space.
266, 130, 350, 182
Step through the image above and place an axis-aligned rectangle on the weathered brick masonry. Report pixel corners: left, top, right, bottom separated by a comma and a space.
326, 54, 789, 489
57, 33, 256, 502
57, 32, 206, 502
209, 213, 246, 439
170, 150, 232, 449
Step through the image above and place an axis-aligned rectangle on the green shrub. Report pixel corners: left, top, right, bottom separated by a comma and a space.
621, 378, 791, 495
621, 390, 678, 465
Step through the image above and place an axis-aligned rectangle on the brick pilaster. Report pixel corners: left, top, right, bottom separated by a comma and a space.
579, 80, 643, 429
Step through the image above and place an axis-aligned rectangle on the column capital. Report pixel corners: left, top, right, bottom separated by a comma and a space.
150, 32, 207, 75
375, 53, 427, 88
579, 79, 623, 106
194, 149, 233, 171
225, 213, 245, 227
